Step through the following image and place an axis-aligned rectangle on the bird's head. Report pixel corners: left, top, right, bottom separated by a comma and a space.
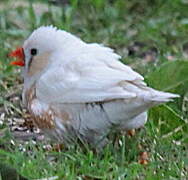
9, 26, 73, 77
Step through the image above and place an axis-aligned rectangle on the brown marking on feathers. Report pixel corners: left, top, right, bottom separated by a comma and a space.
24, 84, 36, 107
24, 84, 55, 129
28, 52, 51, 76
32, 110, 55, 129
24, 84, 71, 129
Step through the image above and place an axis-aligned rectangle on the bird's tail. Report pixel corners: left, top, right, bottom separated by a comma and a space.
149, 89, 180, 103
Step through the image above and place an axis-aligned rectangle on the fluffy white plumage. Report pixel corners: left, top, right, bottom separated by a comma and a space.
18, 26, 179, 147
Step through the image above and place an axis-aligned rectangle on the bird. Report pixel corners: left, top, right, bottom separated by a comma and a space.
9, 26, 179, 148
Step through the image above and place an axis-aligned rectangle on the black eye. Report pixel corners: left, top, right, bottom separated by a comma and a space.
30, 48, 37, 56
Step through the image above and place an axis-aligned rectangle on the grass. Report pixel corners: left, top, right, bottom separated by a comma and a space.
0, 0, 188, 179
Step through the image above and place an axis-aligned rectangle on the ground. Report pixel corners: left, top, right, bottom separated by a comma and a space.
0, 0, 188, 179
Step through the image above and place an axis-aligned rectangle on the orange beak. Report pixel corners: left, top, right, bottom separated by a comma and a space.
9, 47, 25, 66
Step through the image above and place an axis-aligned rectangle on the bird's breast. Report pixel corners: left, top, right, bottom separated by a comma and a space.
24, 84, 56, 129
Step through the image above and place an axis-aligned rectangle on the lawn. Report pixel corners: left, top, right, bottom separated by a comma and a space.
0, 0, 188, 179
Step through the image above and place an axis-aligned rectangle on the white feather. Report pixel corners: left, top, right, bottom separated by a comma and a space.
21, 26, 179, 145
36, 41, 178, 104
36, 41, 147, 103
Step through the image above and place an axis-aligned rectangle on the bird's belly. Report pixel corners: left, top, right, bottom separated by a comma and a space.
52, 99, 149, 142
27, 97, 149, 145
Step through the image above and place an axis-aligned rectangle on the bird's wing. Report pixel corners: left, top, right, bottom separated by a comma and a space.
36, 44, 145, 103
